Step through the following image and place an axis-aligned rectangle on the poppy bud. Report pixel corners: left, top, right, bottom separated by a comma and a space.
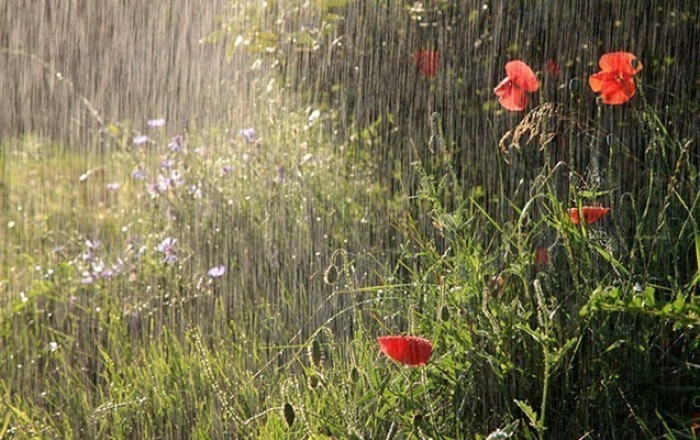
413, 413, 423, 428
568, 77, 580, 91
283, 402, 295, 427
605, 133, 615, 146
440, 305, 450, 321
309, 338, 323, 368
308, 373, 321, 389
350, 366, 360, 383
323, 264, 339, 285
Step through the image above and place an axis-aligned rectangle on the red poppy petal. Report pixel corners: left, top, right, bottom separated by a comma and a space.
589, 71, 613, 92
493, 77, 512, 97
545, 59, 561, 77
567, 208, 581, 225
621, 78, 636, 98
377, 335, 433, 367
599, 52, 642, 76
582, 207, 611, 224
568, 207, 611, 225
505, 60, 539, 92
414, 50, 439, 78
602, 90, 631, 105
598, 78, 621, 97
498, 88, 528, 111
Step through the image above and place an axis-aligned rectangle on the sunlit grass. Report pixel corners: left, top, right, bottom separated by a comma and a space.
2, 95, 700, 439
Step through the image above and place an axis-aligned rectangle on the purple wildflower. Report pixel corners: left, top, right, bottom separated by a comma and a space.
208, 265, 226, 279
85, 240, 101, 251
169, 170, 184, 188
106, 182, 120, 191
147, 118, 166, 128
168, 135, 184, 152
81, 271, 97, 284
157, 174, 171, 191
221, 165, 233, 176
187, 183, 203, 199
160, 159, 175, 170
133, 135, 150, 146
132, 166, 147, 180
146, 180, 161, 198
240, 128, 256, 142
156, 237, 178, 264
146, 175, 171, 198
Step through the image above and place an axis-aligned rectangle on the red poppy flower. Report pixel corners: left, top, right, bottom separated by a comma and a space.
535, 247, 550, 265
377, 335, 433, 367
568, 206, 611, 225
545, 59, 561, 77
589, 52, 643, 105
494, 60, 539, 111
413, 50, 439, 78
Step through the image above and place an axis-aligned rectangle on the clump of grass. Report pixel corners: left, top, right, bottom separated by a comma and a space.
380, 105, 700, 437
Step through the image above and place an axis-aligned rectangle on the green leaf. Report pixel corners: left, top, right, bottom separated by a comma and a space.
604, 339, 626, 353
643, 286, 656, 308
514, 399, 539, 429
594, 246, 631, 277
672, 293, 686, 314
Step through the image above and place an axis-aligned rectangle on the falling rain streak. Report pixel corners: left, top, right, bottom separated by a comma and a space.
0, 1, 699, 438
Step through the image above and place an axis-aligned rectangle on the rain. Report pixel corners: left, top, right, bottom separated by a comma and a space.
1, 0, 699, 438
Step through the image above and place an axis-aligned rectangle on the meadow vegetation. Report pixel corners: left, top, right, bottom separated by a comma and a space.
1, 1, 700, 439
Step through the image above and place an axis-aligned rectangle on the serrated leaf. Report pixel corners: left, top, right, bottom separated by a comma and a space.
514, 399, 539, 429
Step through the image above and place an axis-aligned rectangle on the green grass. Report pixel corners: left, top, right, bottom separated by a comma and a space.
2, 19, 700, 440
